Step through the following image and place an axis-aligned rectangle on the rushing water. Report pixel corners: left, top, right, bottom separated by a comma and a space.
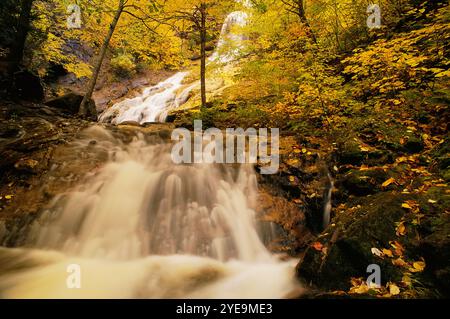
0, 4, 303, 299
0, 126, 301, 298
100, 7, 249, 126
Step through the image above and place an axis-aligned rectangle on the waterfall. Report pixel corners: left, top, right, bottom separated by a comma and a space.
99, 8, 250, 125
323, 173, 334, 229
0, 126, 302, 299
0, 2, 303, 299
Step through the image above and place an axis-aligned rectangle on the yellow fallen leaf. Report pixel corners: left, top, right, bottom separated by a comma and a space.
350, 282, 369, 295
382, 178, 396, 188
382, 249, 394, 257
396, 222, 406, 236
4, 195, 13, 200
402, 203, 412, 209
360, 146, 370, 152
302, 148, 307, 154
402, 275, 412, 286
392, 258, 408, 267
289, 176, 296, 183
410, 261, 426, 273
389, 283, 400, 295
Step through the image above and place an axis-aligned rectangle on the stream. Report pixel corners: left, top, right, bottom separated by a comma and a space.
0, 4, 303, 299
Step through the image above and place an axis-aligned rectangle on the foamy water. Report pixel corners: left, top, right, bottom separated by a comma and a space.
0, 126, 302, 299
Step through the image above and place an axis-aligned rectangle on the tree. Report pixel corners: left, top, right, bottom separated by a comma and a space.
79, 0, 163, 117
0, 0, 35, 75
79, 0, 126, 117
281, 0, 316, 43
165, 0, 231, 109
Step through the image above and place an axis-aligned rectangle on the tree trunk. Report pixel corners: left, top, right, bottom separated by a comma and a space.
8, 0, 34, 74
200, 3, 207, 109
283, 0, 317, 44
79, 0, 124, 117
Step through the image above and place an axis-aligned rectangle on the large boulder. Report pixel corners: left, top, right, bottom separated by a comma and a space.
296, 189, 450, 297
46, 93, 97, 120
12, 70, 44, 102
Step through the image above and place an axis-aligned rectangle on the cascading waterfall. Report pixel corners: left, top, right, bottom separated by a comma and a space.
99, 7, 249, 125
0, 2, 303, 299
0, 126, 301, 298
99, 72, 190, 125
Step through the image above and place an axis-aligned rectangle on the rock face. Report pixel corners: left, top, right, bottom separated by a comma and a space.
0, 101, 92, 238
297, 193, 407, 290
45, 93, 97, 120
12, 71, 44, 102
296, 189, 450, 297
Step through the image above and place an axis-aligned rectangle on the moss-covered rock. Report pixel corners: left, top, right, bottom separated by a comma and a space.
338, 168, 390, 196
297, 192, 408, 291
297, 187, 450, 297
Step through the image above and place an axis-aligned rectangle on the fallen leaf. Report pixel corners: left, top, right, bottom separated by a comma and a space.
371, 247, 383, 257
382, 249, 394, 257
401, 275, 412, 286
382, 178, 396, 188
396, 222, 407, 236
392, 258, 408, 267
402, 203, 412, 209
360, 146, 370, 152
312, 242, 324, 251
410, 261, 426, 273
4, 195, 13, 200
389, 283, 400, 295
390, 241, 405, 256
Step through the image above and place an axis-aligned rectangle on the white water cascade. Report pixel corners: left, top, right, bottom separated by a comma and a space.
99, 7, 250, 125
0, 2, 303, 299
0, 126, 302, 298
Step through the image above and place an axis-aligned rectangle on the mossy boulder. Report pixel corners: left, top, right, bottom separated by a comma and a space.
46, 93, 97, 120
335, 138, 393, 166
338, 168, 390, 196
297, 188, 450, 297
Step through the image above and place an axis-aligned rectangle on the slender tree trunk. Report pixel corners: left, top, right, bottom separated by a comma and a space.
79, 0, 124, 117
8, 0, 34, 74
200, 3, 207, 109
292, 0, 317, 44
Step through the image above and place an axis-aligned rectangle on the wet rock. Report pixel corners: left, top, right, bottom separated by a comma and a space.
46, 93, 97, 120
404, 135, 424, 154
257, 186, 312, 254
12, 70, 44, 102
338, 168, 389, 196
297, 193, 411, 291
119, 121, 141, 127
417, 214, 450, 297
335, 138, 393, 166
14, 158, 39, 174
297, 189, 450, 297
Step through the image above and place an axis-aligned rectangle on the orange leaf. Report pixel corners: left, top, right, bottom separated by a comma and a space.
312, 242, 324, 251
